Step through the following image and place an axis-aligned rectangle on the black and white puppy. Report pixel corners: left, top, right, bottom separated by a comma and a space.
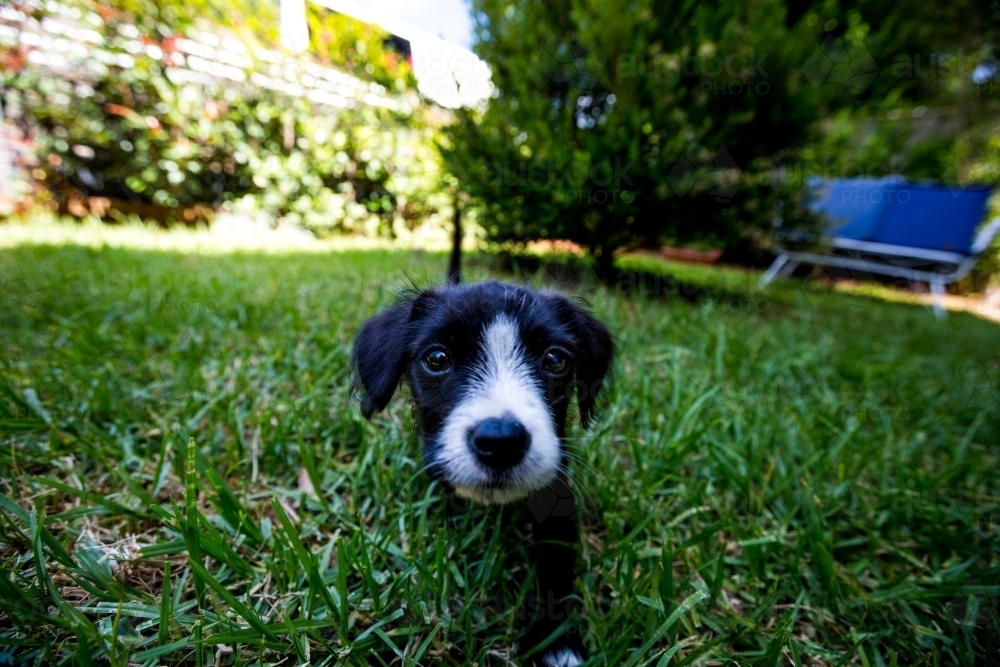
352, 280, 613, 666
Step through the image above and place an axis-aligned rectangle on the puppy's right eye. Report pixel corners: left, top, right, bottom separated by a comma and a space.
423, 348, 452, 373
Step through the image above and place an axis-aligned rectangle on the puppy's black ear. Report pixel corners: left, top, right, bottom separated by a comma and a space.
571, 304, 614, 427
352, 300, 414, 418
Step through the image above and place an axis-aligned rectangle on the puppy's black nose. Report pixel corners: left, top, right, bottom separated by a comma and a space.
469, 417, 530, 471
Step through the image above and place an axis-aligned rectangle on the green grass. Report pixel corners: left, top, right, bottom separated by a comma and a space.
1, 222, 998, 666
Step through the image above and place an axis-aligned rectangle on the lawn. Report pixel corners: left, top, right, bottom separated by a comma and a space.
1, 221, 998, 666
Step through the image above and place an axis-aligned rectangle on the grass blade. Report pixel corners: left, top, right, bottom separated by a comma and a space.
623, 590, 708, 667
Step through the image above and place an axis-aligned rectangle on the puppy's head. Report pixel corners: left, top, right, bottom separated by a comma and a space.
352, 281, 613, 504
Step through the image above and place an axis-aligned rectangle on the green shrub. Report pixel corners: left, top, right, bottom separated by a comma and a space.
444, 0, 999, 275
305, 5, 417, 93
3, 1, 444, 237
443, 0, 832, 270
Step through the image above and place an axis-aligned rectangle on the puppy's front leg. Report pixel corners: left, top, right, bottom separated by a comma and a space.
523, 477, 586, 667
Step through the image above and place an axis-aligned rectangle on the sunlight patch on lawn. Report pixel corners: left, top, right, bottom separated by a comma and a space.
0, 212, 452, 255
620, 251, 1000, 323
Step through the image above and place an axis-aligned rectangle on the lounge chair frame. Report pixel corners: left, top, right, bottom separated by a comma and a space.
759, 184, 1000, 317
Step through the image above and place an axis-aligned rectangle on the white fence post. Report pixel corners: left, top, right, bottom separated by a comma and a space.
280, 0, 310, 55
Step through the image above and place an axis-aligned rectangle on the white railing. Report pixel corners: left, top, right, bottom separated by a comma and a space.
288, 0, 493, 109
0, 0, 413, 112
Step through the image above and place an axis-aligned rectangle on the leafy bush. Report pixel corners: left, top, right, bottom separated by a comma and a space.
95, 0, 417, 92
2, 0, 445, 237
13, 59, 252, 208
444, 0, 1000, 276
443, 0, 834, 270
305, 5, 417, 93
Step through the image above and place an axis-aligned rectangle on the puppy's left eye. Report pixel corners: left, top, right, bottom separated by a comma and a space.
542, 349, 569, 375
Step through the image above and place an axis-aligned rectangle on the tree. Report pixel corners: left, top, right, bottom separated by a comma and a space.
791, 0, 999, 184
443, 0, 836, 272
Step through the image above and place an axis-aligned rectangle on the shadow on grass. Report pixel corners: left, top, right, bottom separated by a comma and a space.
485, 249, 1000, 331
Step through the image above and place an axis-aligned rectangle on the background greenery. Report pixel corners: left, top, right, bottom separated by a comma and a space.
2, 0, 444, 237
444, 0, 832, 269
444, 0, 1000, 274
0, 222, 997, 664
2, 0, 999, 283
77, 0, 416, 90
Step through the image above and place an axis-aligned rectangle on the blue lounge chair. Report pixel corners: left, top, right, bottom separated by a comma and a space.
759, 178, 1000, 316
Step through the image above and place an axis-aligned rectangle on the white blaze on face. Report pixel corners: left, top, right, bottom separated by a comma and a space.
435, 315, 561, 504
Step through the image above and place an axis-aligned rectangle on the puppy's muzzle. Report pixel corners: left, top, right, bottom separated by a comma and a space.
468, 415, 530, 473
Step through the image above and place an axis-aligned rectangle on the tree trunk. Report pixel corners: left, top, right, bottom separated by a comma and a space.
593, 246, 617, 284
448, 198, 462, 284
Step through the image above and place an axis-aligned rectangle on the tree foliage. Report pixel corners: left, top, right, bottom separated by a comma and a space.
443, 0, 833, 266
442, 0, 999, 265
